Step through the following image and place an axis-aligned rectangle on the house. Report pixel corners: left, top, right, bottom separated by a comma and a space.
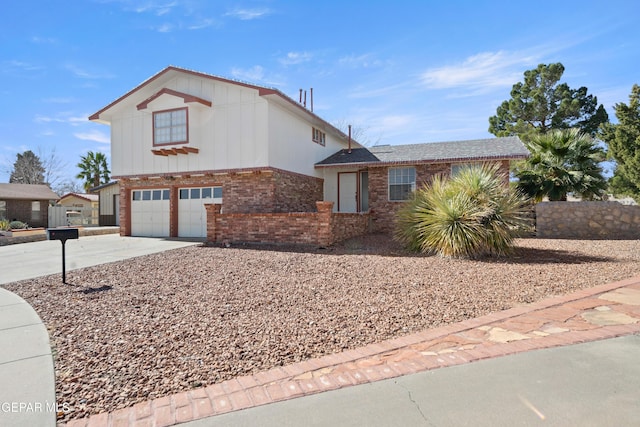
89, 66, 529, 243
315, 137, 529, 231
57, 193, 100, 226
90, 181, 120, 226
0, 183, 59, 228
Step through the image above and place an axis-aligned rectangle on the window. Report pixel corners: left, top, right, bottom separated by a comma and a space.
153, 108, 187, 145
451, 162, 481, 176
312, 127, 326, 146
388, 167, 416, 201
0, 200, 5, 219
31, 201, 41, 221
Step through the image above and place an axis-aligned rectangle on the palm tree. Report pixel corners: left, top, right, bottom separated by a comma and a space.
515, 129, 607, 201
76, 151, 111, 191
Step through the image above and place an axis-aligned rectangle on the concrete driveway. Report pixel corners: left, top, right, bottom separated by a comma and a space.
0, 234, 202, 285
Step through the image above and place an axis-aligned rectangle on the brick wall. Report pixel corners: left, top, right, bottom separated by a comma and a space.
206, 201, 371, 247
5, 199, 48, 228
117, 168, 323, 236
368, 161, 511, 233
536, 201, 640, 239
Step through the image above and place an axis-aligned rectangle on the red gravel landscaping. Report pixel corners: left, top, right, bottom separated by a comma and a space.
3, 234, 640, 422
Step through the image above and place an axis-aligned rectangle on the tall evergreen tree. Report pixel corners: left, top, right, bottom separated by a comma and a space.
76, 151, 110, 191
9, 150, 46, 184
489, 63, 608, 140
599, 84, 640, 201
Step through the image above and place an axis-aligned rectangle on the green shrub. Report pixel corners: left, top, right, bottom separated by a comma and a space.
394, 164, 529, 258
0, 219, 9, 231
8, 220, 28, 230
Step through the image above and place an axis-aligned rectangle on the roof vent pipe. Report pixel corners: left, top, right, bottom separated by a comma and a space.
303, 90, 307, 108
348, 124, 352, 154
299, 89, 302, 104
310, 87, 314, 112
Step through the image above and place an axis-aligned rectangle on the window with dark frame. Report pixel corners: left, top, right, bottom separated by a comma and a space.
388, 167, 416, 201
153, 108, 188, 145
312, 127, 326, 146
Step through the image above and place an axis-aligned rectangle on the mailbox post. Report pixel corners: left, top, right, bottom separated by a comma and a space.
46, 228, 79, 284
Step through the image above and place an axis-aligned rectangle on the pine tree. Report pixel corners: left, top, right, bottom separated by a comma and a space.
9, 150, 46, 184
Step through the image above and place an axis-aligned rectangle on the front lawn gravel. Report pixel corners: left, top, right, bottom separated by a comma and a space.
4, 235, 640, 422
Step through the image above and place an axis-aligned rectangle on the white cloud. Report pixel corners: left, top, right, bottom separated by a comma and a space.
2, 60, 43, 73
421, 50, 538, 92
225, 8, 271, 20
34, 113, 88, 126
74, 130, 110, 144
338, 53, 385, 69
31, 36, 57, 44
64, 64, 115, 79
230, 65, 265, 82
279, 51, 312, 66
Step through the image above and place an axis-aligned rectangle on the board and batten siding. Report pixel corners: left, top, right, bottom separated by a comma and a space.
266, 101, 347, 178
110, 74, 269, 177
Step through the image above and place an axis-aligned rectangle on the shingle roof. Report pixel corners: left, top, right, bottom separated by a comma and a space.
316, 136, 529, 167
0, 184, 59, 200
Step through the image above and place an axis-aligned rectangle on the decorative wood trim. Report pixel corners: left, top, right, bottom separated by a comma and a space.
137, 88, 212, 111
151, 147, 200, 156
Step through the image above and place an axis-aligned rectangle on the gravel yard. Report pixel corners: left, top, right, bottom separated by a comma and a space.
4, 234, 640, 422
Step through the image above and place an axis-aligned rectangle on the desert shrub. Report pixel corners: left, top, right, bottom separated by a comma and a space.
8, 220, 28, 230
394, 164, 529, 258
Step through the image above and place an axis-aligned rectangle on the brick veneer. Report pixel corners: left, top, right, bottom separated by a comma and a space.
4, 199, 49, 228
206, 202, 370, 247
367, 161, 510, 233
117, 168, 323, 237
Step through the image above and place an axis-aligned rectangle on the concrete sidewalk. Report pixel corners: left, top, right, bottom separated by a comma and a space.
66, 275, 640, 427
0, 234, 202, 285
182, 334, 640, 426
0, 288, 56, 427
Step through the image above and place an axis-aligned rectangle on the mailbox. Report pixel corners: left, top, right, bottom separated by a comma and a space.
47, 228, 79, 284
47, 228, 79, 242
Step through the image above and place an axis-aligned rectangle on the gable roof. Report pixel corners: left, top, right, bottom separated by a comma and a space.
316, 136, 529, 167
0, 183, 59, 200
89, 66, 360, 147
58, 193, 99, 203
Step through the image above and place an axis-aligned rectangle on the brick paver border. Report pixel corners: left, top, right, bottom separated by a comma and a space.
64, 275, 640, 427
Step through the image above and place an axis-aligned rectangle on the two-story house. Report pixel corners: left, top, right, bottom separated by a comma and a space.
90, 66, 528, 242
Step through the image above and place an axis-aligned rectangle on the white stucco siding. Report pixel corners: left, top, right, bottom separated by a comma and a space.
266, 102, 346, 177
109, 74, 269, 177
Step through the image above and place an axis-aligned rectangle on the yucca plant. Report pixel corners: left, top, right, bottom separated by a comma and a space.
394, 164, 529, 258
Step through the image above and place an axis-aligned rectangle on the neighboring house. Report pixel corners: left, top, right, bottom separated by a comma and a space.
90, 181, 120, 226
57, 193, 100, 226
0, 183, 59, 228
89, 66, 529, 241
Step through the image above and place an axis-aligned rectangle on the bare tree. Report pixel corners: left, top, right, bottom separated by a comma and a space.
332, 119, 382, 147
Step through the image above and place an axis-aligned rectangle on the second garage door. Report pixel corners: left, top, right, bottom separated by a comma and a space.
178, 186, 222, 238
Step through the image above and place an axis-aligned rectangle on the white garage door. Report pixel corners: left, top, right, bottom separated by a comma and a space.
178, 187, 222, 238
131, 189, 170, 237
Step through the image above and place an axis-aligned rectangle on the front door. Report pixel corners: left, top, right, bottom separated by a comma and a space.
338, 172, 358, 213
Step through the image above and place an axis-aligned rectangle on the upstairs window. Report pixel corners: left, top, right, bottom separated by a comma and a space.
388, 167, 416, 201
153, 108, 188, 145
312, 127, 326, 146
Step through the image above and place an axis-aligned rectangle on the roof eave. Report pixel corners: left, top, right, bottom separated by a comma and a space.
315, 154, 529, 168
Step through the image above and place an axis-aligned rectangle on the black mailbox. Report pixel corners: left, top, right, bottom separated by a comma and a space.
47, 228, 79, 284
47, 228, 79, 242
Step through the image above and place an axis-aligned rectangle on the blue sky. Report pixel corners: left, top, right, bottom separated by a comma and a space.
1, 0, 638, 187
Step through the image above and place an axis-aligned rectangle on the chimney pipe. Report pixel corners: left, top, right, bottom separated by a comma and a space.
348, 124, 352, 154
303, 90, 307, 108
310, 87, 314, 112
299, 89, 302, 104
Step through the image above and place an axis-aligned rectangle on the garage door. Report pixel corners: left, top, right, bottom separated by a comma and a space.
178, 186, 222, 238
131, 189, 170, 237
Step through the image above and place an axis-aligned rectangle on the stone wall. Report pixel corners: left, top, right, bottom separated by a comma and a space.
206, 201, 371, 247
536, 201, 640, 239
